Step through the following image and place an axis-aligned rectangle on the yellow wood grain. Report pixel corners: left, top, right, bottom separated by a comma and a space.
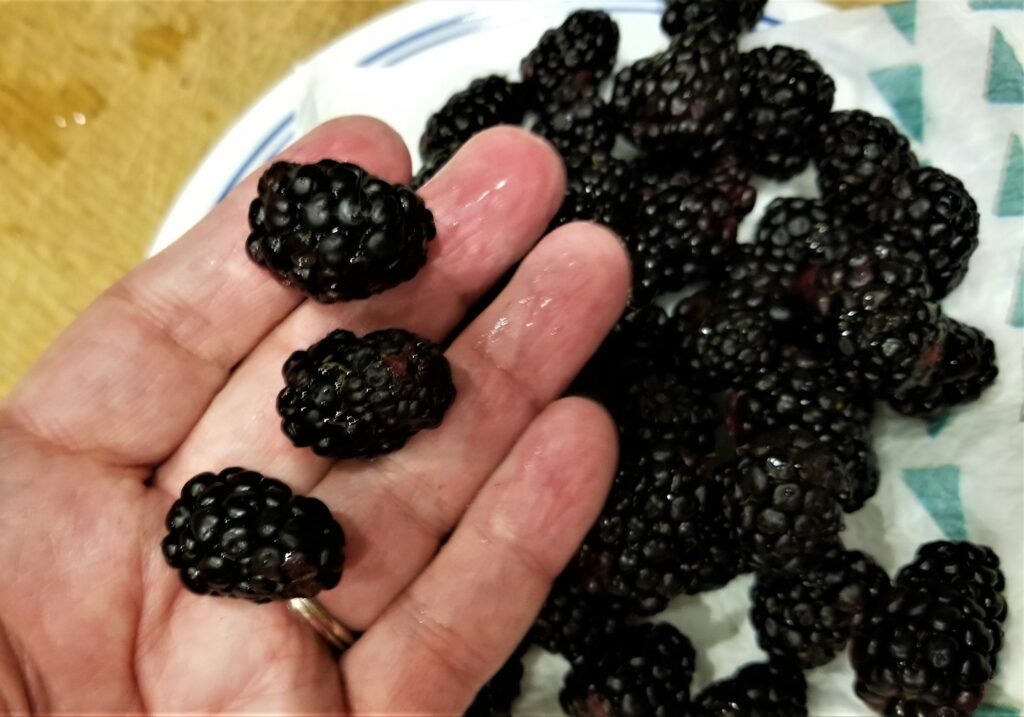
0, 0, 890, 396
0, 1, 400, 395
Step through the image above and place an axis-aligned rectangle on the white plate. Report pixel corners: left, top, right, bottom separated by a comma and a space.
150, 0, 835, 255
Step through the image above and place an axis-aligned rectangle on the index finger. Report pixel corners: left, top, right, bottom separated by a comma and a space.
1, 116, 411, 468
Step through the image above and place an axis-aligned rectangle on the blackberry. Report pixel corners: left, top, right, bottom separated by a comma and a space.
627, 185, 738, 304
551, 153, 636, 235
872, 167, 981, 299
796, 244, 932, 317
661, 0, 767, 37
573, 304, 682, 401
852, 585, 1003, 716
815, 110, 919, 215
836, 295, 946, 396
576, 446, 742, 615
613, 28, 741, 158
727, 354, 879, 512
727, 430, 849, 572
674, 272, 798, 389
161, 468, 345, 602
466, 644, 527, 717
703, 153, 758, 218
602, 303, 680, 373
560, 623, 695, 717
531, 571, 627, 666
751, 198, 849, 285
737, 45, 836, 179
521, 10, 619, 105
638, 153, 757, 219
531, 94, 618, 159
692, 661, 808, 717
896, 541, 1008, 630
277, 328, 455, 458
419, 75, 526, 161
246, 160, 436, 302
615, 371, 720, 454
885, 318, 998, 418
794, 247, 945, 394
751, 547, 891, 668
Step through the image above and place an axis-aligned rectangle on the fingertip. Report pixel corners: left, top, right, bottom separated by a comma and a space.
521, 220, 632, 327
546, 220, 632, 290
547, 395, 619, 470
515, 397, 618, 545
421, 126, 567, 233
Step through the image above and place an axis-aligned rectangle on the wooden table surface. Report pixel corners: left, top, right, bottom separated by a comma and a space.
0, 0, 885, 395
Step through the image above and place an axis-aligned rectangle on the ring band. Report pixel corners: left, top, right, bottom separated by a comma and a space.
289, 597, 355, 652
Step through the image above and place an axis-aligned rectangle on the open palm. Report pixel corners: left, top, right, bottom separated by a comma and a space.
0, 119, 629, 714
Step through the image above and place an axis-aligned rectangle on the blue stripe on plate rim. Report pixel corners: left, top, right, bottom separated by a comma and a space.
214, 2, 781, 202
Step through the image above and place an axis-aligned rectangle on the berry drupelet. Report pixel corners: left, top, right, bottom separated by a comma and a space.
531, 94, 619, 159
872, 167, 981, 299
661, 0, 767, 38
613, 28, 741, 159
551, 153, 637, 235
692, 660, 808, 717
576, 444, 741, 615
277, 328, 455, 459
246, 160, 436, 302
795, 246, 948, 396
728, 352, 879, 512
815, 110, 919, 216
599, 304, 681, 375
573, 304, 683, 401
852, 585, 1003, 717
560, 623, 696, 717
530, 571, 627, 666
885, 317, 998, 419
896, 541, 1008, 636
737, 45, 836, 179
834, 295, 947, 397
750, 198, 849, 285
626, 185, 738, 304
638, 152, 757, 220
614, 371, 720, 454
520, 10, 619, 106
751, 547, 891, 668
674, 266, 799, 390
796, 243, 933, 315
419, 75, 527, 162
161, 468, 345, 602
726, 429, 849, 573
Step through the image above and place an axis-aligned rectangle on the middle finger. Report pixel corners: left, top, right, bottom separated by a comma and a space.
313, 222, 630, 630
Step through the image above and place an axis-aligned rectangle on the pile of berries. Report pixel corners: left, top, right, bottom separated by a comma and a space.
413, 2, 1004, 715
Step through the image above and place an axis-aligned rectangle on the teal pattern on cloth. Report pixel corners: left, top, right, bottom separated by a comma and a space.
884, 0, 918, 43
970, 0, 1024, 9
997, 134, 1024, 217
988, 29, 1024, 103
902, 466, 968, 541
976, 704, 1023, 717
870, 64, 925, 141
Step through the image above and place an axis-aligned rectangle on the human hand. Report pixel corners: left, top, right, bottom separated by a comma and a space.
0, 118, 630, 714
